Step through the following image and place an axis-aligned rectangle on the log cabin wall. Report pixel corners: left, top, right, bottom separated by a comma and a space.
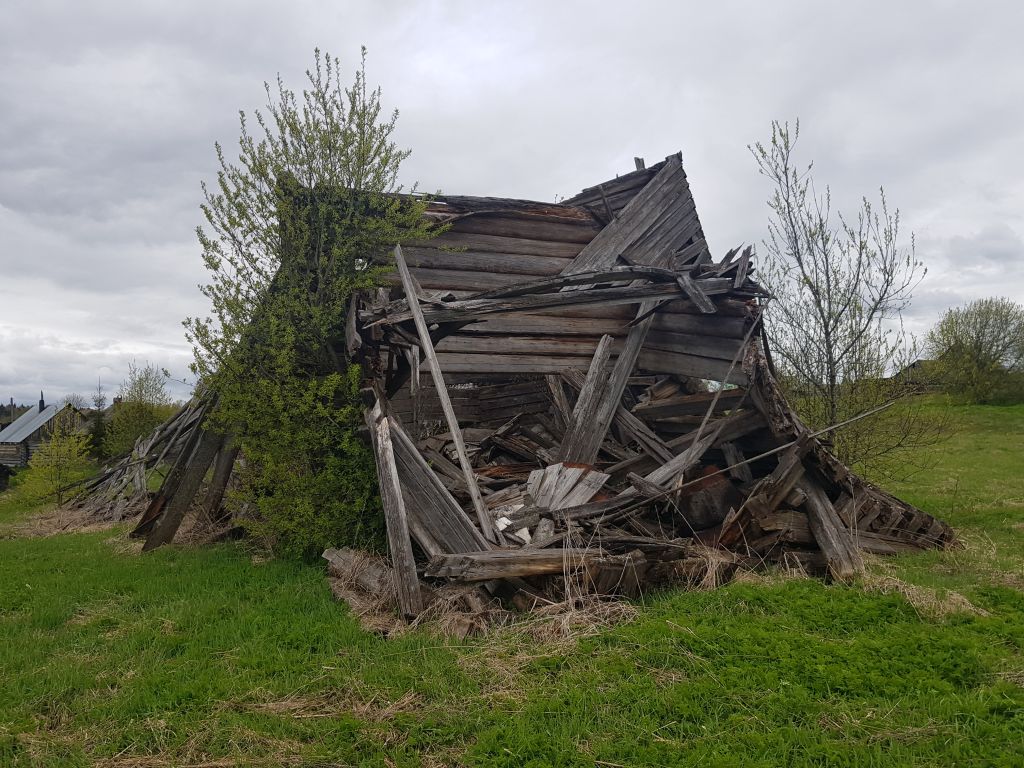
372, 155, 754, 432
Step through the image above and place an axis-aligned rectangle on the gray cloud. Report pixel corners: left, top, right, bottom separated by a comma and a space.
2, 0, 1023, 403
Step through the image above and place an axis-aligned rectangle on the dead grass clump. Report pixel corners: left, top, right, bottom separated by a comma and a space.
863, 574, 988, 619
817, 708, 954, 744
242, 686, 421, 724
517, 595, 639, 645
8, 505, 122, 538
998, 668, 1024, 687
733, 551, 813, 586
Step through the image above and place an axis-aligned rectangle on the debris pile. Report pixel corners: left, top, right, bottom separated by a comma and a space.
73, 153, 955, 620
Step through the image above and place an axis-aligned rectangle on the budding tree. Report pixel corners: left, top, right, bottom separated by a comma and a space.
751, 121, 943, 475
183, 49, 436, 557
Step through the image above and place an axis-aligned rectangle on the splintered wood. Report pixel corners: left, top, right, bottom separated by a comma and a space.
70, 152, 955, 619
348, 153, 954, 618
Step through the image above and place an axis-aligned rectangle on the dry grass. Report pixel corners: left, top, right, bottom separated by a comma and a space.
817, 708, 956, 745
243, 686, 422, 723
5, 504, 122, 538
862, 573, 988, 619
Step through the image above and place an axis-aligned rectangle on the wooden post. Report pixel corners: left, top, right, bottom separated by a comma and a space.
365, 401, 423, 617
200, 438, 240, 523
143, 428, 224, 551
392, 244, 495, 542
799, 478, 864, 582
559, 334, 614, 462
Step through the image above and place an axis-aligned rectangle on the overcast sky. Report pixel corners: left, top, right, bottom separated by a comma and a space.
2, 1, 1022, 405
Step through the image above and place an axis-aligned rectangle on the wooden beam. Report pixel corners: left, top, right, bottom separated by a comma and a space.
143, 428, 224, 551
559, 334, 614, 462
393, 245, 495, 541
365, 401, 423, 617
200, 438, 239, 523
799, 478, 864, 582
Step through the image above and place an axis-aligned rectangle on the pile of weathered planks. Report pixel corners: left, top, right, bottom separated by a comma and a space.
73, 153, 955, 619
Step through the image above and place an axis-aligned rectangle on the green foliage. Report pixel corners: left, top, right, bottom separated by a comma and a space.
17, 412, 93, 506
103, 361, 174, 457
927, 297, 1024, 404
183, 49, 437, 557
1, 399, 1023, 766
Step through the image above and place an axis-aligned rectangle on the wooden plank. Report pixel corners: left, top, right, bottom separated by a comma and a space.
720, 442, 753, 483
395, 246, 572, 276
393, 245, 495, 541
388, 416, 492, 555
143, 429, 224, 551
675, 272, 716, 313
559, 335, 615, 462
561, 155, 685, 275
633, 388, 747, 419
365, 402, 423, 617
799, 478, 864, 582
562, 297, 657, 465
456, 311, 749, 339
413, 231, 586, 259
445, 213, 599, 243
733, 245, 751, 288
425, 549, 620, 581
199, 439, 240, 522
437, 329, 745, 363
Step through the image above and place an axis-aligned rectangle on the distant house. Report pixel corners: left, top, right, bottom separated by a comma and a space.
890, 358, 943, 390
0, 393, 84, 468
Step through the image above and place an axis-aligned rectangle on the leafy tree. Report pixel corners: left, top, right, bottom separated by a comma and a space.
104, 362, 175, 457
20, 411, 92, 505
184, 49, 437, 557
927, 297, 1024, 403
750, 121, 944, 476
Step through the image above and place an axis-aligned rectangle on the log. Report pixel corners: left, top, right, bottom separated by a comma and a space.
799, 478, 864, 582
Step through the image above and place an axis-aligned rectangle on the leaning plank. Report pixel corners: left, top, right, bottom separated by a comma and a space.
388, 414, 493, 555
393, 244, 495, 541
199, 439, 240, 523
559, 334, 614, 462
799, 478, 864, 582
675, 272, 716, 313
365, 401, 423, 617
576, 298, 659, 465
143, 428, 224, 551
561, 154, 684, 276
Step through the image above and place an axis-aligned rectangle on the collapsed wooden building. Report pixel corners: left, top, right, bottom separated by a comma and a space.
75, 153, 954, 618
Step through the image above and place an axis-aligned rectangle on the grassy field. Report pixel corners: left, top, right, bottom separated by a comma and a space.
1, 402, 1022, 767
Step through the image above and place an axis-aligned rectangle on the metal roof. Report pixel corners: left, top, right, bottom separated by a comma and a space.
0, 405, 59, 444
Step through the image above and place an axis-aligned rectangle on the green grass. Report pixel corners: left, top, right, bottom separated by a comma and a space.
1, 402, 1022, 767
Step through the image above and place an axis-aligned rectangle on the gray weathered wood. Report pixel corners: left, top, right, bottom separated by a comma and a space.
387, 415, 492, 555
799, 478, 865, 582
425, 549, 622, 581
393, 244, 495, 541
143, 428, 224, 551
559, 334, 615, 462
365, 401, 423, 617
200, 439, 240, 522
